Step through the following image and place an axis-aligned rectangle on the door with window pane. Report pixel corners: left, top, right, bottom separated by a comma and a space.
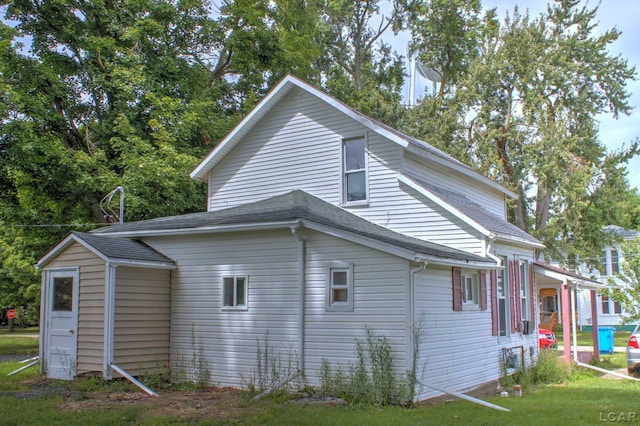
45, 270, 79, 380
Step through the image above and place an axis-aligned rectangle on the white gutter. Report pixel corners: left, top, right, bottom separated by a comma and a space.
485, 236, 501, 264
290, 222, 305, 376
409, 262, 427, 394
93, 221, 301, 238
574, 361, 640, 381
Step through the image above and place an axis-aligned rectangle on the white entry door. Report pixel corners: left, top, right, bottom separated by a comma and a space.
45, 269, 79, 380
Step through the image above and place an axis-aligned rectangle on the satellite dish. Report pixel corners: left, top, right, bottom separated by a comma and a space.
416, 61, 442, 83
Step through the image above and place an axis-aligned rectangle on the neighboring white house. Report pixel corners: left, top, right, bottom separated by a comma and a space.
576, 225, 640, 330
39, 75, 576, 400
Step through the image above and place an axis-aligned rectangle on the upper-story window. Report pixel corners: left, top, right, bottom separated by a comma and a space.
600, 248, 621, 276
343, 136, 367, 203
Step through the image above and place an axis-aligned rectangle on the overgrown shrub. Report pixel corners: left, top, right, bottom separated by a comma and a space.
503, 349, 570, 389
319, 328, 410, 406
244, 332, 301, 397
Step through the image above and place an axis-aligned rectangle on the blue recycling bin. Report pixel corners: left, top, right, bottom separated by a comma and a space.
598, 327, 615, 354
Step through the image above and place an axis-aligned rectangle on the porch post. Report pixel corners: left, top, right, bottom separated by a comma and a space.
590, 289, 600, 363
561, 281, 571, 364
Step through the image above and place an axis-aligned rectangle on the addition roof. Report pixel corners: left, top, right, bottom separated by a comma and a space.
37, 231, 176, 269
92, 190, 498, 268
190, 74, 517, 199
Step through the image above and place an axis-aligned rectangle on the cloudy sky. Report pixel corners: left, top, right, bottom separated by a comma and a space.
401, 0, 640, 188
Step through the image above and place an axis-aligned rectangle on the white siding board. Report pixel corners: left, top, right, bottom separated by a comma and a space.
46, 242, 105, 374
414, 265, 537, 400
302, 231, 409, 385
205, 87, 485, 254
143, 231, 300, 388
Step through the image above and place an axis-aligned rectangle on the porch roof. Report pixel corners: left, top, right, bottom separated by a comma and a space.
533, 261, 604, 289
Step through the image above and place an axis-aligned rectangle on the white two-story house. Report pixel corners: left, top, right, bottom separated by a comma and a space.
38, 75, 548, 400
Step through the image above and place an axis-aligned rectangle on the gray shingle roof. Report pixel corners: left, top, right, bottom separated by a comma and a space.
72, 232, 174, 264
410, 176, 541, 246
604, 225, 640, 240
93, 191, 495, 266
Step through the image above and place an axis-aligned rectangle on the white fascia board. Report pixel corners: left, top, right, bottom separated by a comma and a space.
190, 75, 410, 181
414, 254, 501, 269
92, 220, 302, 238
493, 233, 545, 249
397, 173, 492, 237
109, 259, 176, 269
37, 233, 109, 268
405, 144, 518, 199
190, 76, 296, 181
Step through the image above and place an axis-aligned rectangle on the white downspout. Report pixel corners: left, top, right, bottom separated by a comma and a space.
485, 235, 501, 264
409, 262, 428, 400
290, 223, 305, 376
103, 262, 116, 379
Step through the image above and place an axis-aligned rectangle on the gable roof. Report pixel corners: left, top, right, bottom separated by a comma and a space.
37, 232, 176, 269
399, 174, 543, 248
92, 190, 498, 268
190, 75, 517, 198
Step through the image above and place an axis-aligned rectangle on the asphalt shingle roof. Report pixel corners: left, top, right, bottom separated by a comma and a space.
72, 232, 174, 264
93, 190, 495, 266
410, 177, 541, 246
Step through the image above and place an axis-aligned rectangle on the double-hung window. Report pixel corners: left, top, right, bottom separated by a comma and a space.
497, 257, 508, 336
223, 276, 248, 309
343, 136, 367, 203
326, 264, 354, 311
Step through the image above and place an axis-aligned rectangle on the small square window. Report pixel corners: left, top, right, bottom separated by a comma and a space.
223, 276, 248, 309
326, 265, 354, 311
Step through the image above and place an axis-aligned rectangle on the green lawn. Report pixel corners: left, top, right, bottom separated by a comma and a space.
0, 328, 39, 356
0, 359, 638, 425
554, 328, 631, 348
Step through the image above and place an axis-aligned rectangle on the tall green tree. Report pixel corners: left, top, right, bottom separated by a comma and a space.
0, 0, 325, 316
609, 239, 640, 323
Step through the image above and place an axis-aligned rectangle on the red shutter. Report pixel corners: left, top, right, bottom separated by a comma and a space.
509, 260, 518, 332
490, 270, 498, 336
452, 267, 462, 311
529, 262, 535, 325
479, 270, 487, 311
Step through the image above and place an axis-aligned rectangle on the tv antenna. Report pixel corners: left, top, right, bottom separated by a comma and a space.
100, 186, 125, 224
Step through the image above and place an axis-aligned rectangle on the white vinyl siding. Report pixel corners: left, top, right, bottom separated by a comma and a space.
206, 87, 484, 254
414, 266, 536, 400
303, 231, 409, 384
45, 242, 105, 374
144, 231, 300, 388
403, 153, 507, 218
113, 267, 170, 375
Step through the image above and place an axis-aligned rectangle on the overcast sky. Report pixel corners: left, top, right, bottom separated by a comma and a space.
400, 0, 640, 189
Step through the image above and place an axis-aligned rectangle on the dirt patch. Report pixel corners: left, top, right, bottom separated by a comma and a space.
59, 386, 252, 423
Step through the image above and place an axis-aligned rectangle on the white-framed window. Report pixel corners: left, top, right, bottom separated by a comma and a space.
223, 276, 248, 309
519, 259, 530, 321
326, 263, 354, 311
462, 272, 479, 305
342, 136, 368, 203
601, 294, 622, 315
497, 256, 509, 336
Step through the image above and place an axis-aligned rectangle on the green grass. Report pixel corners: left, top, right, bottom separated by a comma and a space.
0, 335, 39, 356
1, 358, 638, 425
555, 328, 631, 348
